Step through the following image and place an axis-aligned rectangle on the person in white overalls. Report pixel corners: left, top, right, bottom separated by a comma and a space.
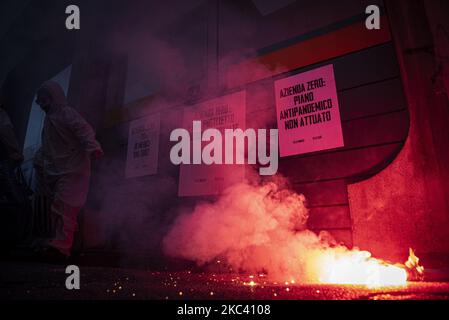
34, 81, 103, 257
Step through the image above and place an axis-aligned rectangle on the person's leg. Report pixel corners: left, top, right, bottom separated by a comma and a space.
47, 198, 80, 257
44, 169, 89, 257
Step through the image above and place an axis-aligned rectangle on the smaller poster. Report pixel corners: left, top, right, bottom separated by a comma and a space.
178, 90, 246, 196
274, 64, 344, 157
125, 113, 160, 178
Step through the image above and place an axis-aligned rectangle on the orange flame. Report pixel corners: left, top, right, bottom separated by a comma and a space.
405, 248, 425, 281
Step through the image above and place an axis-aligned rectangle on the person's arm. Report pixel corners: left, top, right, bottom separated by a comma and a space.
0, 125, 24, 163
64, 108, 104, 159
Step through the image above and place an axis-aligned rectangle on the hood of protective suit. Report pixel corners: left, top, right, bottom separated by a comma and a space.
38, 80, 68, 112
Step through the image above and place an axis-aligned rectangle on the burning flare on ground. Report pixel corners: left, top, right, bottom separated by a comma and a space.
315, 249, 407, 287
163, 180, 420, 288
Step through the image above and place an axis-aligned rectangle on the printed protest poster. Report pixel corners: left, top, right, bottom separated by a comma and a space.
125, 113, 160, 178
178, 90, 246, 196
274, 64, 344, 157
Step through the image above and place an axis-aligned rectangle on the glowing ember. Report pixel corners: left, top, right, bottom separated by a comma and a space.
316, 249, 408, 288
244, 280, 257, 287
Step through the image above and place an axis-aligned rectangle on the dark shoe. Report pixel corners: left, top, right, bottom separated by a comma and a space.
38, 246, 69, 265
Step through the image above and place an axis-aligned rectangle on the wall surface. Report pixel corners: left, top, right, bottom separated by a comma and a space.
348, 0, 449, 264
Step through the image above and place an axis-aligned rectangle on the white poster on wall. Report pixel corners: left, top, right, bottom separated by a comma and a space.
125, 113, 160, 178
274, 64, 344, 157
178, 90, 246, 196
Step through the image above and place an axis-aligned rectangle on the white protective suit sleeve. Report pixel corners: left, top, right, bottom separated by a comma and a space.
63, 107, 103, 155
